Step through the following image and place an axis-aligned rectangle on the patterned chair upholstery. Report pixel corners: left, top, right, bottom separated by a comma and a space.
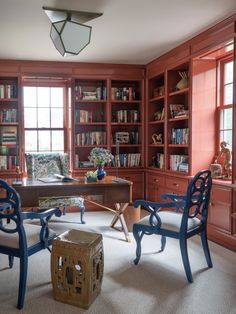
25, 153, 85, 224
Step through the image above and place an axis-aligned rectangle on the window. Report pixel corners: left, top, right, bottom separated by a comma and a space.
23, 86, 65, 152
218, 59, 233, 151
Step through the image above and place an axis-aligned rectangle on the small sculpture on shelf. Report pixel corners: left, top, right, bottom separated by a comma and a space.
153, 85, 164, 98
152, 133, 163, 145
211, 141, 232, 179
176, 71, 188, 90
154, 108, 164, 121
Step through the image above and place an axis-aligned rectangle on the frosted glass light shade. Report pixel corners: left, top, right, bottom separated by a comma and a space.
50, 20, 92, 56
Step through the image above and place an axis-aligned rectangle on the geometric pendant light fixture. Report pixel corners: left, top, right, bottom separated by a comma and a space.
42, 7, 103, 56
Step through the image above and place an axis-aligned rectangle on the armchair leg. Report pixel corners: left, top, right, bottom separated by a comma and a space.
8, 255, 14, 268
160, 236, 166, 252
17, 253, 28, 309
80, 205, 86, 224
201, 230, 213, 268
179, 238, 193, 283
133, 225, 144, 265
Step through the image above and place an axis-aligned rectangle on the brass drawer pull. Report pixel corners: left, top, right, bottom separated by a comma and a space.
173, 183, 179, 187
154, 179, 159, 182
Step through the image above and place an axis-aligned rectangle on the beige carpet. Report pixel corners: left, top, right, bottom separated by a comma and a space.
0, 211, 236, 314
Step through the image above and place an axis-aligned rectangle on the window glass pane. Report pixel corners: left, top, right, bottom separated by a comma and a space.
38, 131, 51, 151
51, 88, 63, 107
224, 84, 233, 105
38, 108, 50, 127
24, 85, 65, 153
220, 108, 232, 130
24, 87, 36, 107
25, 130, 37, 152
220, 130, 232, 151
224, 61, 233, 84
38, 87, 50, 107
24, 108, 37, 128
51, 108, 63, 128
52, 130, 64, 151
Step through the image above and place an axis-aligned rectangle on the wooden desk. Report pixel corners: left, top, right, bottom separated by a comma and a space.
12, 176, 133, 242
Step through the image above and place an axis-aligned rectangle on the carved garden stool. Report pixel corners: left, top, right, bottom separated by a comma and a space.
51, 229, 104, 309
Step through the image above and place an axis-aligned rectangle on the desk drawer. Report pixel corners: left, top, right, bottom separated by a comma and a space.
165, 177, 188, 193
147, 173, 165, 186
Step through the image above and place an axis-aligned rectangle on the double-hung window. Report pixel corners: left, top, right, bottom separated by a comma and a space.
218, 58, 233, 152
23, 85, 66, 153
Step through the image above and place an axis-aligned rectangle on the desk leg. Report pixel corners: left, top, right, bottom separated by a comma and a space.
110, 203, 130, 242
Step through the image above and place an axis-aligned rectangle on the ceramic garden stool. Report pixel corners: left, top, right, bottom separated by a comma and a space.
51, 229, 104, 309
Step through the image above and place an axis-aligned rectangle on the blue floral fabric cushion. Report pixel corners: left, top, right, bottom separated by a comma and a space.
38, 196, 85, 209
25, 153, 69, 178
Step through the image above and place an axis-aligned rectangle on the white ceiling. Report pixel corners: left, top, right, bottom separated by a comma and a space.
0, 0, 236, 65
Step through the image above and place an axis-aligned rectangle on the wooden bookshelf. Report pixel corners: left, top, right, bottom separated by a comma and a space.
147, 72, 165, 170
72, 78, 144, 171
72, 79, 108, 169
0, 76, 20, 174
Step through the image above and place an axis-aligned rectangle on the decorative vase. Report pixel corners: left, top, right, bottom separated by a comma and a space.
96, 164, 106, 180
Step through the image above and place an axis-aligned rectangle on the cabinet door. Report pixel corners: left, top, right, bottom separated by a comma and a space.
119, 172, 144, 201
146, 173, 165, 201
208, 185, 232, 232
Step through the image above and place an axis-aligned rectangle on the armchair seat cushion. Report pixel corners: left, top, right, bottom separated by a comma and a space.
38, 196, 84, 209
136, 211, 201, 232
0, 222, 57, 249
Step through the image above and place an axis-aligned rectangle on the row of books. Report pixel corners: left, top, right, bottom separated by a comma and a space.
169, 104, 188, 119
75, 132, 107, 145
152, 153, 164, 169
0, 108, 18, 122
0, 84, 17, 99
171, 128, 189, 144
112, 153, 141, 167
0, 155, 17, 170
1, 131, 17, 145
75, 86, 107, 101
111, 87, 137, 101
170, 155, 189, 172
112, 110, 140, 123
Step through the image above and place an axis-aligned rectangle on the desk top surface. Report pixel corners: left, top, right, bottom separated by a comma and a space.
11, 176, 133, 189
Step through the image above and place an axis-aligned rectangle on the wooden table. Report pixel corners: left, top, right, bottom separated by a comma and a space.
12, 176, 133, 242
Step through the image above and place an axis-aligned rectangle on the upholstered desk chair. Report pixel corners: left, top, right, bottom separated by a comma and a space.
0, 179, 61, 309
25, 153, 86, 224
133, 169, 213, 283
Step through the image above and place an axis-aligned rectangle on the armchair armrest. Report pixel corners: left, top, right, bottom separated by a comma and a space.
21, 208, 62, 220
21, 208, 62, 248
134, 199, 182, 211
161, 193, 187, 201
134, 199, 185, 228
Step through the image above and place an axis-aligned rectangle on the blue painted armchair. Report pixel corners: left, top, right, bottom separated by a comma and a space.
25, 152, 86, 224
0, 179, 62, 309
133, 169, 213, 283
